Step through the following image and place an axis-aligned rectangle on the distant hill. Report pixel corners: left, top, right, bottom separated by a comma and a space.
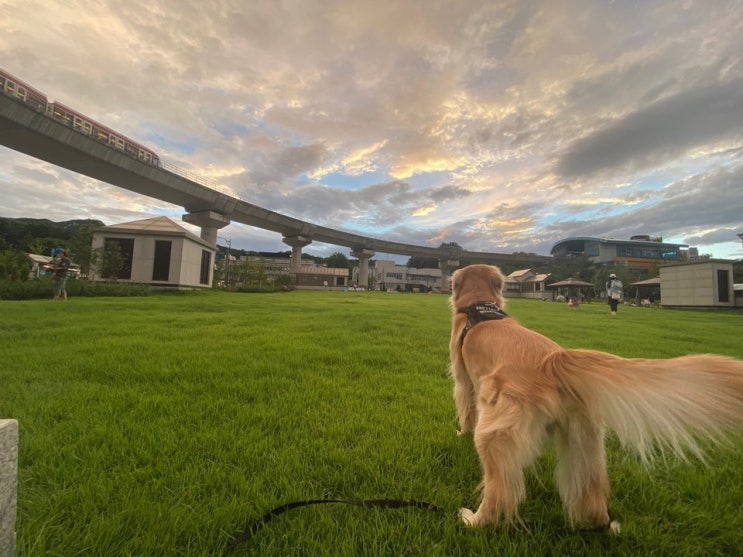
1, 217, 330, 264
2, 217, 105, 228
0, 216, 105, 252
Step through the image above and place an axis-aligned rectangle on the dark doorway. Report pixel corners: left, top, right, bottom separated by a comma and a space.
717, 269, 730, 303
200, 250, 211, 285
152, 240, 172, 281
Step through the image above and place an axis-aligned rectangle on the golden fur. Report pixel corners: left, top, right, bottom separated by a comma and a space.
450, 264, 743, 531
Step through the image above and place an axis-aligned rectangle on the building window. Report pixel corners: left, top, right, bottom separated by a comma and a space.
717, 270, 730, 303
152, 240, 172, 281
200, 250, 211, 285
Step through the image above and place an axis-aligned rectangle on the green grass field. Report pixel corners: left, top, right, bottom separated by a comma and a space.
1, 291, 742, 556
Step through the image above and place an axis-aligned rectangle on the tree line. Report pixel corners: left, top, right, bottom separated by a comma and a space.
0, 217, 103, 281
2, 216, 741, 289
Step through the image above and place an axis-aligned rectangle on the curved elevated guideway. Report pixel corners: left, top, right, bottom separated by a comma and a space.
0, 94, 551, 284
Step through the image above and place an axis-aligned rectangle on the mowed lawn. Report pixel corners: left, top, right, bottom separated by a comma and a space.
1, 290, 742, 556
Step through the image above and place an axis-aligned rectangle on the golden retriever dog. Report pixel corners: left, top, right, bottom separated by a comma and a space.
450, 264, 743, 532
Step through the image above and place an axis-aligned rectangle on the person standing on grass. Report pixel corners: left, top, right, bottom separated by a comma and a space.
606, 273, 623, 316
50, 247, 71, 300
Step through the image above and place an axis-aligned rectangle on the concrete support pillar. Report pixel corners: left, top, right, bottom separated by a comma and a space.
182, 211, 231, 246
283, 235, 312, 271
0, 419, 18, 557
438, 259, 460, 293
351, 248, 375, 290
200, 227, 219, 246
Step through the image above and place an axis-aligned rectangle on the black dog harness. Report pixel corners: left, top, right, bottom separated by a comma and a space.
458, 302, 508, 344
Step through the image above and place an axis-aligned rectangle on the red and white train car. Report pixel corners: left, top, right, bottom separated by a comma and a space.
47, 101, 160, 166
0, 67, 47, 111
1, 67, 160, 166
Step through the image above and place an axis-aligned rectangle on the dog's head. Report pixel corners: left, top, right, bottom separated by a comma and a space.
450, 264, 506, 310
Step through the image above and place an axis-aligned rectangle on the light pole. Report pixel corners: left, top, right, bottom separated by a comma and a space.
219, 236, 231, 286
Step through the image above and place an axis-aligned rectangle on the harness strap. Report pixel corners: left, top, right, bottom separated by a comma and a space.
458, 302, 508, 344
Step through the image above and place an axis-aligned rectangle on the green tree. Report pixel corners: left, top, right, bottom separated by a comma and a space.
228, 258, 271, 288
549, 255, 595, 282
96, 240, 124, 280
0, 249, 31, 281
439, 241, 463, 252
27, 238, 47, 255
326, 252, 350, 269
733, 259, 743, 284
326, 252, 352, 285
406, 242, 464, 268
67, 226, 96, 277
213, 257, 228, 288
646, 260, 661, 280
274, 273, 293, 289
250, 262, 269, 286
406, 256, 439, 268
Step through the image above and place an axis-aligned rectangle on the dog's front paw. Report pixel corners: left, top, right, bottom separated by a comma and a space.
608, 520, 621, 534
459, 507, 477, 527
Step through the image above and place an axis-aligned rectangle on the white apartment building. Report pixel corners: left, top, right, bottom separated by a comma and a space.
372, 260, 443, 292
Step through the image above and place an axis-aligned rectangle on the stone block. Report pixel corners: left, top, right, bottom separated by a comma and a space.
0, 419, 18, 557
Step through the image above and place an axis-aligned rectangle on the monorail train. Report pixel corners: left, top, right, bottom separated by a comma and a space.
0, 67, 160, 166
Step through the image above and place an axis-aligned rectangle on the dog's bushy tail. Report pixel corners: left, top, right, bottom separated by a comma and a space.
545, 349, 743, 462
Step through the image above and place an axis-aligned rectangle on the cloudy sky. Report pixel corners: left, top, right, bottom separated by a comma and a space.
2, 0, 742, 260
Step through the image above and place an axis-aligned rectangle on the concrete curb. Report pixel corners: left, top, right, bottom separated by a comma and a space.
0, 419, 18, 557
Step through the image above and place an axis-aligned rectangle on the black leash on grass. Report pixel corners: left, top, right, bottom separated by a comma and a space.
221, 499, 618, 555
221, 498, 447, 555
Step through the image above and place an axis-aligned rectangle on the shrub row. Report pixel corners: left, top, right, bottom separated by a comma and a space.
0, 278, 155, 300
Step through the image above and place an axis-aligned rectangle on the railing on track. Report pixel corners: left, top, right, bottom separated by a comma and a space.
158, 159, 242, 200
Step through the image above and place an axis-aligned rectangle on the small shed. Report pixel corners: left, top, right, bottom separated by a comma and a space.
659, 260, 735, 308
26, 253, 81, 279
90, 217, 216, 289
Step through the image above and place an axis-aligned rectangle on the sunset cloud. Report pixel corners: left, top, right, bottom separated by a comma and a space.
1, 0, 741, 260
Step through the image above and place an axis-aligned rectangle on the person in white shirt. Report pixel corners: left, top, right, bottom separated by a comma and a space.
606, 273, 623, 315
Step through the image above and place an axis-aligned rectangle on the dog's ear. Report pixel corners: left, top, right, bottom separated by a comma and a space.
489, 265, 506, 307
489, 266, 505, 298
450, 269, 463, 302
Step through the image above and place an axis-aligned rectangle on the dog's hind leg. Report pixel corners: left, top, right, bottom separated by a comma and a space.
452, 359, 477, 434
460, 396, 547, 527
554, 418, 619, 532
